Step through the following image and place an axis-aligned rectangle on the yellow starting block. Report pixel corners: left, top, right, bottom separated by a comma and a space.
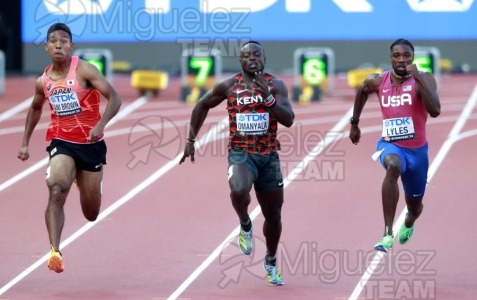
298, 86, 314, 105
347, 68, 383, 89
131, 70, 168, 97
186, 87, 202, 105
439, 59, 453, 73
112, 61, 131, 73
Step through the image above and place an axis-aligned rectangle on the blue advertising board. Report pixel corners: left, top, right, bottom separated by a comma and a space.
23, 0, 477, 43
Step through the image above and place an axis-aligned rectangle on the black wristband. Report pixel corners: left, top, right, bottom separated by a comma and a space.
350, 117, 359, 125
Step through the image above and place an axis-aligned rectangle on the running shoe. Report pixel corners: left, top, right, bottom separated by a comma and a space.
238, 227, 253, 255
398, 223, 415, 245
264, 261, 284, 286
48, 245, 64, 273
374, 235, 394, 253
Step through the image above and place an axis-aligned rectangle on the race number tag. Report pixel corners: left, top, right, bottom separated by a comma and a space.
48, 89, 82, 117
236, 112, 269, 135
382, 117, 415, 141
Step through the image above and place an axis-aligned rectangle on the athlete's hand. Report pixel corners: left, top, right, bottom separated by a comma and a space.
179, 142, 195, 164
88, 124, 104, 143
253, 71, 274, 98
406, 64, 420, 79
18, 146, 30, 161
349, 125, 361, 145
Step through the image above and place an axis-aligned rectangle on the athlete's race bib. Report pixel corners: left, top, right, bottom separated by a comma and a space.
236, 112, 269, 135
48, 90, 82, 117
382, 117, 415, 141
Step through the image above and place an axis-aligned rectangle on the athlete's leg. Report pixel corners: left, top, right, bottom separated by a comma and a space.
403, 144, 428, 228
228, 164, 254, 223
255, 189, 283, 257
404, 196, 423, 227
45, 154, 76, 251
381, 154, 402, 236
75, 169, 103, 221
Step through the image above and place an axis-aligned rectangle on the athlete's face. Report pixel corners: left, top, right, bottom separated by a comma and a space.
239, 43, 266, 75
45, 30, 74, 61
390, 44, 414, 77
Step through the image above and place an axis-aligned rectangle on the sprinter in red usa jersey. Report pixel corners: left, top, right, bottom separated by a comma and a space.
349, 39, 440, 253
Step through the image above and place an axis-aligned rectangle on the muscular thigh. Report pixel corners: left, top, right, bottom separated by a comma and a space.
228, 149, 256, 191
46, 154, 76, 188
76, 169, 103, 197
254, 152, 283, 192
401, 144, 429, 200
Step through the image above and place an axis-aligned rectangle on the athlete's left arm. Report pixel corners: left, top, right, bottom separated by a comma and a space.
254, 72, 294, 127
407, 64, 441, 118
79, 60, 122, 142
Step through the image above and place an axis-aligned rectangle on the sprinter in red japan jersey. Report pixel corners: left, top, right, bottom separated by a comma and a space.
349, 39, 440, 253
18, 23, 121, 273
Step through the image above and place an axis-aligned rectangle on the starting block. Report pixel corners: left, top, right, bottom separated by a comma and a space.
347, 67, 383, 89
130, 70, 168, 97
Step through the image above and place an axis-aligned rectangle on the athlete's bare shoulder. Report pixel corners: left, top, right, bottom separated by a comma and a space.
362, 73, 381, 93
214, 73, 238, 96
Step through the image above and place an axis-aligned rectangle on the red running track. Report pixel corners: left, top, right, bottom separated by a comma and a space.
0, 74, 476, 300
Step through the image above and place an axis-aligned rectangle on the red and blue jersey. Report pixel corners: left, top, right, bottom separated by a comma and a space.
378, 70, 428, 148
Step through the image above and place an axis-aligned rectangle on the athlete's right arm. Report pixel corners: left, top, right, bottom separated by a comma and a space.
18, 77, 46, 161
349, 74, 380, 145
179, 78, 233, 164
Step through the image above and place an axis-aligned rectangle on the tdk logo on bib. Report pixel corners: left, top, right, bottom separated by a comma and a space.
384, 118, 412, 127
382, 117, 415, 141
239, 114, 268, 122
237, 112, 269, 135
48, 87, 82, 117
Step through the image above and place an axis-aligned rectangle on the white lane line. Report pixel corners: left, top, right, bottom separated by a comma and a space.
349, 83, 477, 300
0, 97, 33, 122
0, 116, 228, 296
0, 97, 149, 193
167, 107, 354, 300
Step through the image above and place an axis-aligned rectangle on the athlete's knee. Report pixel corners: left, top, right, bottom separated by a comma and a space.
230, 187, 249, 202
82, 200, 101, 221
83, 210, 99, 222
408, 202, 423, 217
83, 211, 99, 222
386, 159, 401, 172
385, 161, 401, 178
262, 206, 282, 224
48, 182, 70, 199
266, 212, 281, 224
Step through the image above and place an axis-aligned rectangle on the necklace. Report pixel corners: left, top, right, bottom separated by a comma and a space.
392, 69, 411, 79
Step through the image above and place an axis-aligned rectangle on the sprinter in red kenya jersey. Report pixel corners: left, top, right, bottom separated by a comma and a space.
180, 41, 294, 285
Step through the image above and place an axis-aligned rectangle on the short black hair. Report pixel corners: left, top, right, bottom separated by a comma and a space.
47, 23, 72, 42
390, 38, 414, 52
242, 40, 261, 47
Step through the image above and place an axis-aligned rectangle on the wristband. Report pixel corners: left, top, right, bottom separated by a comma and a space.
350, 117, 359, 125
264, 94, 276, 108
186, 137, 195, 143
